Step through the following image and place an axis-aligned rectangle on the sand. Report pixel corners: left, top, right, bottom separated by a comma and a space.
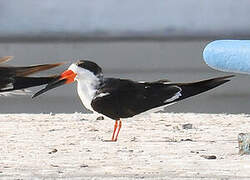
0, 112, 249, 179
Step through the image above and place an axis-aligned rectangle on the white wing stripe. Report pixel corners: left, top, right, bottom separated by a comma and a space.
95, 92, 110, 98
164, 91, 182, 103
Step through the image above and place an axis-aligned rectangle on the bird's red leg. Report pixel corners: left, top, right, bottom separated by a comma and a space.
111, 120, 118, 141
114, 120, 122, 141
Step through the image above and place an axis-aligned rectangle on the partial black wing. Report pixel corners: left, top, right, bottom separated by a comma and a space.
0, 57, 63, 92
0, 76, 58, 92
91, 78, 180, 119
0, 56, 13, 64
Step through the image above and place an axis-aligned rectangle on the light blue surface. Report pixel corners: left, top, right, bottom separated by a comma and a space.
203, 40, 250, 74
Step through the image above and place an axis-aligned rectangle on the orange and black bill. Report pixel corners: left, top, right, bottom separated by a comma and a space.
32, 70, 76, 98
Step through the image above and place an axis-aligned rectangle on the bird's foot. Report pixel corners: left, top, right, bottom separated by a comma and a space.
102, 139, 117, 142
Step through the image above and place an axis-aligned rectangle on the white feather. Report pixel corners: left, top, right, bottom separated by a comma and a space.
95, 92, 110, 98
164, 91, 182, 103
69, 64, 99, 112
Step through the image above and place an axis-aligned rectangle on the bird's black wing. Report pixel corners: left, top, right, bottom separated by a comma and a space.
0, 62, 63, 77
91, 78, 181, 119
0, 76, 59, 92
91, 75, 234, 119
0, 56, 13, 64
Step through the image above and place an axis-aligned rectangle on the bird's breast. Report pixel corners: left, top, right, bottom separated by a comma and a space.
77, 82, 96, 112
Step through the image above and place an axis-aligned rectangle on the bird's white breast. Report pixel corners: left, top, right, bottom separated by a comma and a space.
73, 65, 100, 112
77, 81, 96, 112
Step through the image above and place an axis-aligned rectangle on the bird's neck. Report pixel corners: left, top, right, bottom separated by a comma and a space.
76, 76, 102, 111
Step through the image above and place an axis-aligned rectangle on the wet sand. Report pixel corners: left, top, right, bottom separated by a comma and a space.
0, 113, 249, 179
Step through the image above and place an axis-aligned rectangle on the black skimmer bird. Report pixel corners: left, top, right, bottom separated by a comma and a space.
0, 56, 63, 95
33, 60, 234, 141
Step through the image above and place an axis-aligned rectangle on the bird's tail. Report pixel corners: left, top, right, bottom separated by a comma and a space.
175, 75, 234, 101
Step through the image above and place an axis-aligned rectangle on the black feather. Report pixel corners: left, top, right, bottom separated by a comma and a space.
91, 75, 234, 119
0, 57, 63, 92
0, 76, 59, 92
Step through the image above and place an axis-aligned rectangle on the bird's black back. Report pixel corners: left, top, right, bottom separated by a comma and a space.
91, 78, 180, 119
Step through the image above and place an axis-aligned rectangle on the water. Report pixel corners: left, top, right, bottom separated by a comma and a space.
0, 41, 249, 114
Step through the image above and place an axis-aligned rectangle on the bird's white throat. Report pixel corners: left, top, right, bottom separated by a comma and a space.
68, 64, 100, 111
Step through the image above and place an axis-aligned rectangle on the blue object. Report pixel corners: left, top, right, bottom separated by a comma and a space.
203, 40, 250, 74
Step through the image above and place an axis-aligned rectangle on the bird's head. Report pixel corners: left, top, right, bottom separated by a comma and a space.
32, 60, 103, 98
69, 60, 103, 82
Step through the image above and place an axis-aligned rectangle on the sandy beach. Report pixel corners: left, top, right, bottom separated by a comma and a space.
0, 112, 249, 179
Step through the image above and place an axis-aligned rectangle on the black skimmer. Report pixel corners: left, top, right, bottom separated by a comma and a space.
0, 56, 63, 95
33, 60, 234, 141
